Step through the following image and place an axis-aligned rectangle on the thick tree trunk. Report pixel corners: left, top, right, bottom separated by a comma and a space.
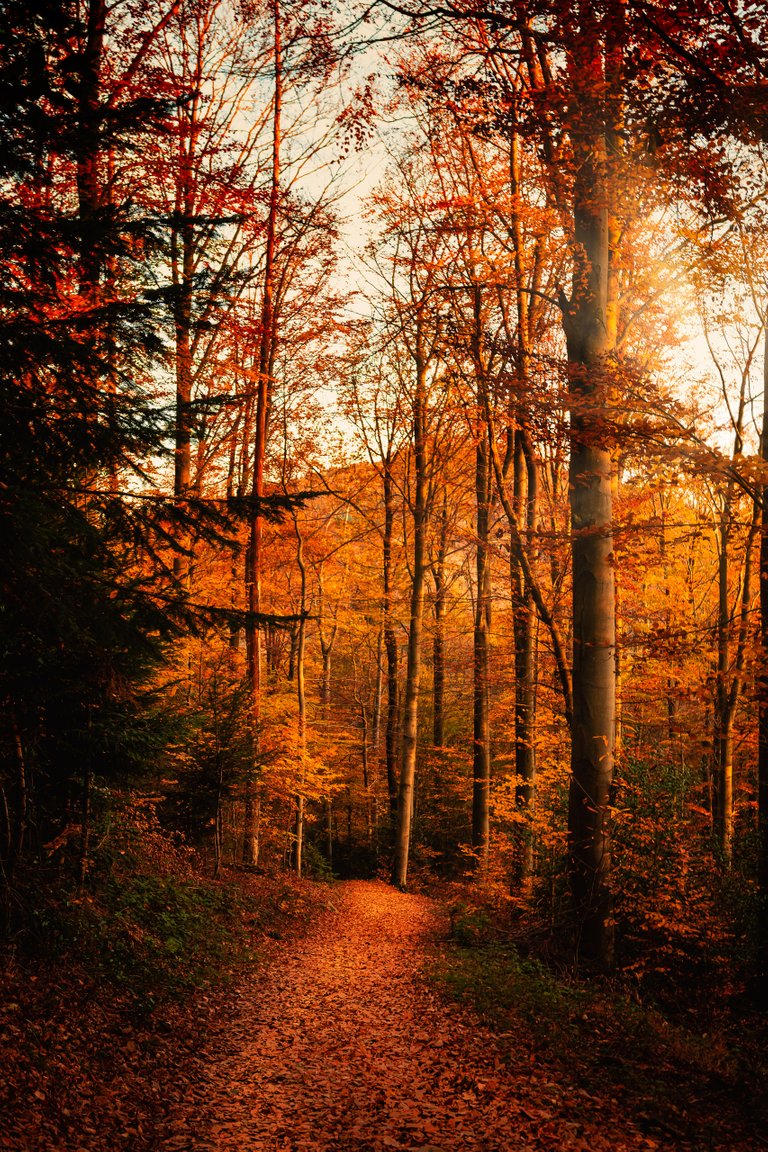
565, 134, 617, 968
567, 428, 615, 966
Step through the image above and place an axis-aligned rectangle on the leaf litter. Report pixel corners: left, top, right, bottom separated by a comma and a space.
156, 880, 663, 1152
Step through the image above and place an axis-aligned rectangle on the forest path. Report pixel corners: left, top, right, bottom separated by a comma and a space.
158, 880, 650, 1152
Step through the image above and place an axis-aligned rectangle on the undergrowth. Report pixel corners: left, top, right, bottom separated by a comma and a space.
6, 800, 257, 1011
432, 894, 768, 1146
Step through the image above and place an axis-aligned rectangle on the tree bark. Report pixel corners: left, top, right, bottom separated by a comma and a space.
472, 419, 492, 866
713, 513, 734, 862
392, 344, 429, 889
243, 0, 281, 865
757, 313, 768, 1003
512, 432, 538, 887
432, 491, 448, 748
293, 518, 307, 878
563, 8, 619, 964
383, 460, 399, 813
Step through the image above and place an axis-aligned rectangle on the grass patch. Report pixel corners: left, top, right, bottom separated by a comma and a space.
431, 941, 588, 1056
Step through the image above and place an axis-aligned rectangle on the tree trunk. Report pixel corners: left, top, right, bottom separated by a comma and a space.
243, 0, 281, 866
168, 25, 202, 582
361, 702, 373, 843
564, 60, 618, 966
317, 579, 339, 864
392, 348, 429, 889
512, 432, 538, 887
713, 515, 734, 862
294, 528, 307, 878
757, 313, 768, 1003
383, 461, 399, 813
373, 621, 384, 763
432, 492, 448, 748
472, 421, 491, 866
10, 718, 27, 874
76, 0, 105, 300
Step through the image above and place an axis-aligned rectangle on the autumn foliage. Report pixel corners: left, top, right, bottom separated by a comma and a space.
2, 4, 768, 1141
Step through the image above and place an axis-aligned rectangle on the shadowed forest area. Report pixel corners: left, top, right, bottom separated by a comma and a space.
2, 0, 768, 1148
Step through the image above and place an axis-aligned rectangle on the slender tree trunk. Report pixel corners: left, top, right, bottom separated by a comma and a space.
76, 0, 105, 300
78, 710, 93, 890
472, 421, 491, 866
712, 349, 754, 864
512, 432, 538, 887
294, 524, 307, 878
320, 631, 337, 710
383, 461, 399, 813
168, 34, 203, 581
612, 465, 623, 770
392, 349, 429, 889
243, 0, 281, 865
757, 314, 768, 1003
508, 95, 539, 885
373, 620, 384, 760
317, 575, 338, 864
74, 3, 104, 891
713, 514, 734, 862
432, 492, 448, 748
361, 702, 373, 843
318, 598, 335, 870
6, 718, 27, 870
488, 421, 573, 731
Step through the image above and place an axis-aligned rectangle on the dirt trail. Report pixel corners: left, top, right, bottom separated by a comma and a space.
158, 880, 652, 1152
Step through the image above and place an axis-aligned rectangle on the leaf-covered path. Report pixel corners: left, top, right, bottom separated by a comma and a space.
158, 880, 657, 1152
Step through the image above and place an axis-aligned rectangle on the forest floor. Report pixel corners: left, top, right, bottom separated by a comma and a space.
2, 875, 765, 1152
154, 879, 760, 1152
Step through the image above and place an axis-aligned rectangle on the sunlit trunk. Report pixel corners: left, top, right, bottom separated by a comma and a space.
565, 104, 617, 969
